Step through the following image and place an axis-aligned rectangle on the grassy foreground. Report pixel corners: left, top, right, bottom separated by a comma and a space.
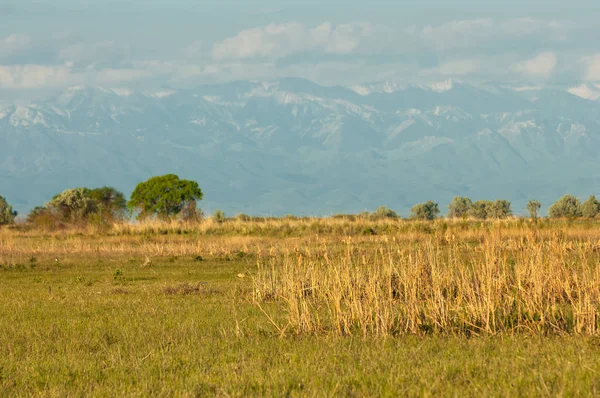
2, 219, 600, 396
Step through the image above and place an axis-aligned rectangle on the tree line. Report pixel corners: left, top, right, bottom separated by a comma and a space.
1, 174, 600, 226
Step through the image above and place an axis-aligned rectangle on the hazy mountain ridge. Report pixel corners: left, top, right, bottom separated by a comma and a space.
1, 78, 600, 216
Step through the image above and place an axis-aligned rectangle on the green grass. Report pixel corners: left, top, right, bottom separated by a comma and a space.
2, 251, 600, 396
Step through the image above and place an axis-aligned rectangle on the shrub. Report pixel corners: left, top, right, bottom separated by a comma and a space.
235, 213, 251, 222
469, 200, 493, 219
213, 210, 226, 223
527, 200, 541, 220
47, 188, 98, 223
581, 195, 600, 219
0, 195, 17, 225
447, 197, 472, 218
410, 201, 440, 221
549, 195, 581, 218
181, 201, 203, 222
371, 206, 399, 219
489, 200, 512, 219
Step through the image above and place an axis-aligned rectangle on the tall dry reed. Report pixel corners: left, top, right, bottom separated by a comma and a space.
253, 230, 600, 336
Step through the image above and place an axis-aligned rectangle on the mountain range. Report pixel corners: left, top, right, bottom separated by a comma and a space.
1, 78, 600, 216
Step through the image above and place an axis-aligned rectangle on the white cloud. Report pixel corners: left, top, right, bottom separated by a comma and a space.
0, 64, 78, 88
513, 52, 558, 79
568, 84, 600, 100
0, 62, 166, 89
0, 34, 31, 55
582, 55, 600, 81
211, 22, 376, 60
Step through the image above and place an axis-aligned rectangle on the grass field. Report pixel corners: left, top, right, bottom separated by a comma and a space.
2, 218, 600, 396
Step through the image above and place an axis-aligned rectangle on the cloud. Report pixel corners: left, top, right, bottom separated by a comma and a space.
211, 22, 376, 60
183, 41, 203, 58
513, 52, 558, 79
422, 59, 481, 76
501, 18, 565, 39
57, 41, 126, 64
582, 55, 600, 81
0, 64, 78, 88
421, 19, 495, 51
0, 34, 31, 56
0, 62, 166, 89
420, 18, 565, 52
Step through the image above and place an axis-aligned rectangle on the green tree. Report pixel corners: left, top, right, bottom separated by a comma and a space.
489, 200, 512, 219
128, 174, 203, 220
410, 201, 440, 221
89, 187, 127, 220
526, 200, 541, 220
47, 188, 97, 222
581, 195, 600, 219
371, 206, 399, 219
0, 195, 17, 225
469, 200, 493, 219
548, 195, 582, 218
447, 196, 473, 218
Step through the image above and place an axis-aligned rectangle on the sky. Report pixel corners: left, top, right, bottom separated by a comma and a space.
1, 0, 599, 97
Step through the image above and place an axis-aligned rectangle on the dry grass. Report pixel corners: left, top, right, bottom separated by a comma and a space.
3, 217, 600, 338
252, 226, 600, 337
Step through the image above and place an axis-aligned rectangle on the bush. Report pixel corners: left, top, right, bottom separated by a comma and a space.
527, 200, 541, 220
489, 200, 512, 219
410, 201, 440, 221
469, 200, 492, 219
581, 195, 600, 219
0, 195, 17, 225
371, 206, 399, 219
468, 199, 512, 219
181, 201, 203, 222
549, 195, 581, 218
47, 188, 98, 223
447, 197, 472, 218
213, 210, 226, 223
235, 213, 251, 222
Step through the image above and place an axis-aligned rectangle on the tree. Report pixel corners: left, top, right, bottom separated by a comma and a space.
549, 195, 582, 218
581, 195, 600, 219
371, 206, 399, 219
410, 201, 440, 221
89, 187, 127, 220
489, 200, 512, 219
0, 195, 17, 225
128, 174, 203, 220
47, 188, 97, 222
447, 196, 473, 218
526, 200, 541, 220
469, 200, 493, 219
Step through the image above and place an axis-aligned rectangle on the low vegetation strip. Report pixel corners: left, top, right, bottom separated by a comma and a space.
2, 219, 600, 394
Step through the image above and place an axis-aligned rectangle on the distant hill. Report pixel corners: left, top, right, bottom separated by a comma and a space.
1, 78, 600, 216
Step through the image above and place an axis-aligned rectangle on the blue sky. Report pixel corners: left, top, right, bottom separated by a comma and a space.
1, 0, 599, 97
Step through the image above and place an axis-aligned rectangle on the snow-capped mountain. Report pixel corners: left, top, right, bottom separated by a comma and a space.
2, 78, 600, 216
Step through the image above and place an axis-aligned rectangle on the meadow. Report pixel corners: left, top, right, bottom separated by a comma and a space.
2, 217, 600, 396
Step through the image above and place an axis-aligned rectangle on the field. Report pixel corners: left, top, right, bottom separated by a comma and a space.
2, 218, 600, 396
